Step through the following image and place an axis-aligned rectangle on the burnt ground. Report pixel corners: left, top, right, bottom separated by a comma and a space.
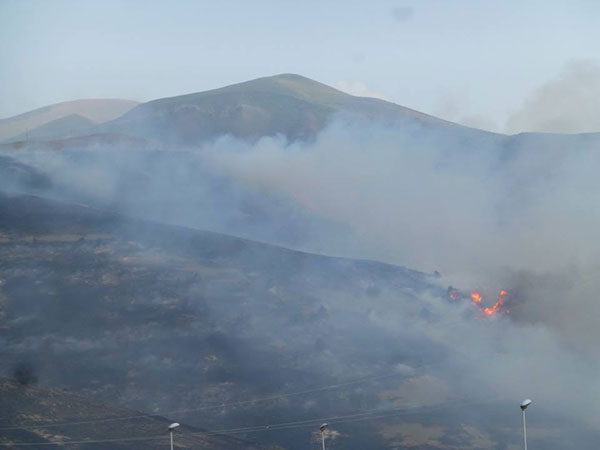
0, 193, 540, 450
0, 378, 273, 450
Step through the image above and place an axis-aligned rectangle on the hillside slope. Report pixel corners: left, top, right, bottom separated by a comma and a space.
0, 193, 450, 450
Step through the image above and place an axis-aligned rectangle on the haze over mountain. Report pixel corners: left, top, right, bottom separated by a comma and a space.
2, 74, 472, 148
98, 74, 457, 145
4, 0, 600, 448
8, 114, 96, 142
2, 72, 600, 449
11, 74, 600, 153
0, 99, 138, 142
8, 74, 599, 157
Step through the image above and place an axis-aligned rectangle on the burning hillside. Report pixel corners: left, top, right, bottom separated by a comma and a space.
448, 288, 510, 317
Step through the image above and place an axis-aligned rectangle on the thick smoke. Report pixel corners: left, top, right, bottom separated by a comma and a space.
2, 117, 600, 447
200, 120, 600, 437
200, 120, 600, 359
5, 119, 600, 349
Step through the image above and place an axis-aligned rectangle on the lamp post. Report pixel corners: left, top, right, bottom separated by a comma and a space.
520, 399, 532, 450
319, 423, 328, 450
168, 422, 180, 450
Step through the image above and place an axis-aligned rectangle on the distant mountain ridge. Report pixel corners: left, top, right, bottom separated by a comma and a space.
0, 99, 139, 142
8, 113, 95, 142
9, 75, 600, 150
99, 73, 454, 144
3, 75, 466, 147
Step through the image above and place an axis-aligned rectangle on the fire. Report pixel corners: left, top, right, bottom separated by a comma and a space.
449, 288, 461, 300
471, 289, 508, 317
449, 288, 509, 317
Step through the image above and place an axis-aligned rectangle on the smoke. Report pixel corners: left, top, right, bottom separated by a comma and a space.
203, 121, 592, 270
506, 60, 600, 134
198, 119, 600, 352
5, 118, 600, 351
3, 116, 600, 447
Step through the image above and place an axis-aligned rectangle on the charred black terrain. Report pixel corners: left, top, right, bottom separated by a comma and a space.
0, 378, 270, 450
1, 193, 477, 449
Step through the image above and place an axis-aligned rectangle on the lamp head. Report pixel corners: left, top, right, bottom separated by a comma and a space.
320, 423, 328, 432
520, 399, 532, 411
168, 422, 180, 431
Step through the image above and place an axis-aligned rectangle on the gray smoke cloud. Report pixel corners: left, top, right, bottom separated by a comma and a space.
506, 60, 600, 134
2, 116, 600, 447
200, 120, 600, 352
198, 122, 600, 443
5, 118, 600, 352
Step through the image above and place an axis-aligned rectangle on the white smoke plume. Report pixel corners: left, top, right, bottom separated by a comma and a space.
506, 60, 600, 134
203, 119, 600, 352
3, 116, 600, 447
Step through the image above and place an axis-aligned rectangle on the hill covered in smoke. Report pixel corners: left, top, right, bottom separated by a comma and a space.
97, 73, 456, 144
3, 74, 471, 147
2, 74, 600, 449
2, 192, 597, 450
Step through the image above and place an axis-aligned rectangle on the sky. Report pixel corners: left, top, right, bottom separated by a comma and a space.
1, 0, 599, 133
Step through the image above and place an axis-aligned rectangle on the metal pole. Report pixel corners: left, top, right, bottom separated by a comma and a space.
321, 431, 325, 450
522, 409, 527, 450
170, 430, 174, 450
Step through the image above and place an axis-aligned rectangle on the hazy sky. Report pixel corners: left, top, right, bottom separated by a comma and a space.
1, 0, 599, 132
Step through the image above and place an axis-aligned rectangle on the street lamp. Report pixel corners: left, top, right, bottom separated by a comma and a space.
168, 422, 180, 450
319, 423, 328, 450
520, 399, 532, 450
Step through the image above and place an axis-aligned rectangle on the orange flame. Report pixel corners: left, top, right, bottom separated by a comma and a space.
470, 291, 482, 305
455, 289, 510, 317
482, 289, 508, 316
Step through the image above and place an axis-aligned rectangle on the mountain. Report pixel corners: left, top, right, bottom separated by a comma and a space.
0, 378, 269, 450
8, 114, 96, 142
0, 99, 139, 142
0, 75, 499, 148
96, 74, 459, 144
11, 75, 600, 150
3, 74, 599, 449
